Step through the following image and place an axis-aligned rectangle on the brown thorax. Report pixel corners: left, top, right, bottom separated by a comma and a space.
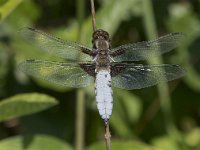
92, 29, 111, 68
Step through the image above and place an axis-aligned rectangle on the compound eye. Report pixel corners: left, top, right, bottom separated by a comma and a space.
105, 36, 109, 40
104, 33, 109, 40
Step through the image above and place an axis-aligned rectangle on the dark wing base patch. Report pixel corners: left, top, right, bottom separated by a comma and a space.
79, 63, 96, 77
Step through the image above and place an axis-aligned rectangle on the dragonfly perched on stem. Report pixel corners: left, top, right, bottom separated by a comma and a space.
18, 27, 185, 123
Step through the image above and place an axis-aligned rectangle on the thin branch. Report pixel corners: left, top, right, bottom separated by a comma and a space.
104, 121, 111, 150
90, 1, 111, 150
75, 90, 85, 150
75, 0, 85, 150
90, 0, 97, 32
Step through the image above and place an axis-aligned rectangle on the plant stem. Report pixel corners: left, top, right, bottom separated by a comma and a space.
75, 90, 85, 150
142, 0, 186, 149
90, 1, 111, 149
142, 0, 174, 131
104, 122, 111, 150
75, 0, 85, 150
90, 0, 97, 32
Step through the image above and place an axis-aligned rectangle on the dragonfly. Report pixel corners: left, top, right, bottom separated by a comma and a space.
18, 27, 185, 123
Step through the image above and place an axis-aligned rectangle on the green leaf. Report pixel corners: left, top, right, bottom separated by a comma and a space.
152, 133, 188, 150
168, 3, 200, 91
0, 93, 58, 122
87, 140, 161, 150
0, 134, 72, 150
110, 107, 132, 137
152, 136, 179, 150
185, 128, 200, 149
110, 89, 142, 137
117, 90, 142, 123
0, 0, 23, 22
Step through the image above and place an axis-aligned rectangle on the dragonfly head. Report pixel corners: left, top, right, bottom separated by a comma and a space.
92, 29, 110, 42
92, 29, 110, 50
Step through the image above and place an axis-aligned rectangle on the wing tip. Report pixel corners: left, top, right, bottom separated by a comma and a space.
171, 32, 186, 41
177, 65, 187, 78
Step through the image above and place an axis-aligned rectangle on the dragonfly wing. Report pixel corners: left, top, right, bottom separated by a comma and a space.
111, 32, 185, 62
112, 63, 185, 90
20, 27, 93, 61
18, 60, 94, 87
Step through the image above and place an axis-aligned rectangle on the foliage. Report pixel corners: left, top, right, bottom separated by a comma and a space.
0, 0, 200, 150
0, 134, 72, 150
0, 0, 23, 23
0, 93, 58, 122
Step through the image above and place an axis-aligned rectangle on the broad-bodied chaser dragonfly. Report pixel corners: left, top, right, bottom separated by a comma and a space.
19, 27, 185, 122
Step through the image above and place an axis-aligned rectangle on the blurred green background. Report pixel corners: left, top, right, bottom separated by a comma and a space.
0, 0, 200, 150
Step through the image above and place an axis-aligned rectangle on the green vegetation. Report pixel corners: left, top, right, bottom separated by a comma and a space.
0, 0, 200, 150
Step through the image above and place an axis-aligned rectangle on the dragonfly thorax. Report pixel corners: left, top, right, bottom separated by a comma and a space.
95, 40, 109, 50
92, 29, 111, 68
95, 54, 110, 68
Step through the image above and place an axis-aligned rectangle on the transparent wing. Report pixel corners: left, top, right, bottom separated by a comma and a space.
20, 27, 93, 61
18, 60, 94, 87
112, 63, 185, 89
111, 32, 185, 62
